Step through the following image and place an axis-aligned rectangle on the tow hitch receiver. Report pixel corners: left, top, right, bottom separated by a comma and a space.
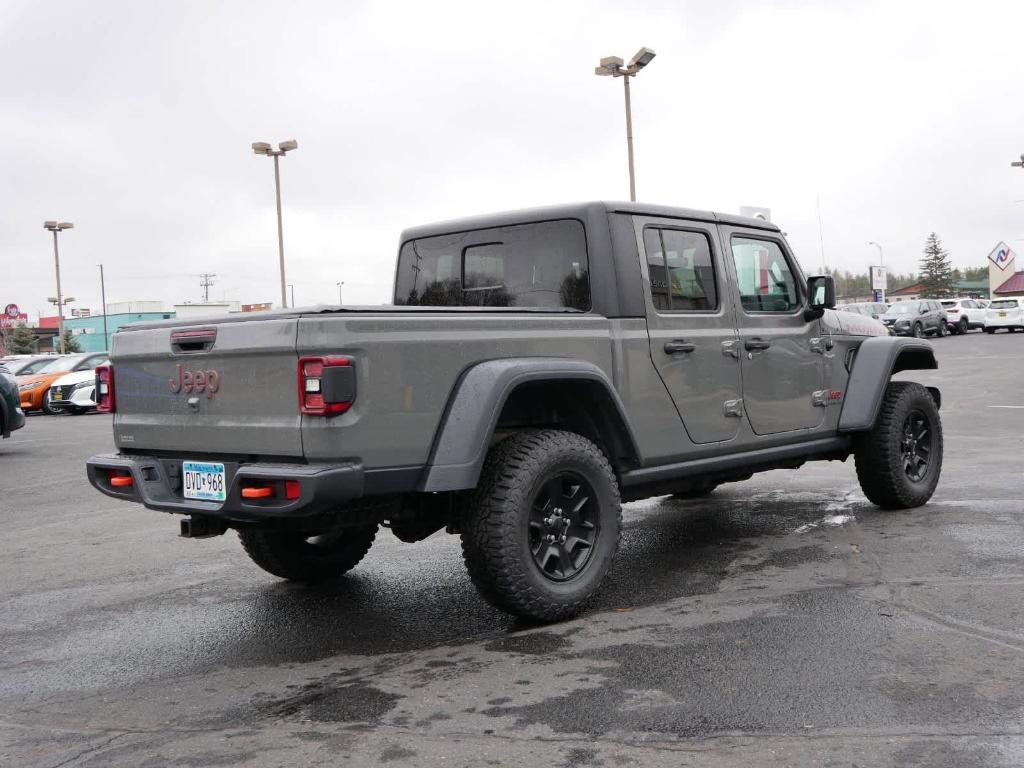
180, 515, 228, 539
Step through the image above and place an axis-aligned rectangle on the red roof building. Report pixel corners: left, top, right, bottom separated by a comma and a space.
993, 271, 1024, 296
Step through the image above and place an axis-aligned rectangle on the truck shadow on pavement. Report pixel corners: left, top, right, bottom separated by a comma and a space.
232, 490, 861, 663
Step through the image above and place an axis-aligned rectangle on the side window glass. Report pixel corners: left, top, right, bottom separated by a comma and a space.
643, 228, 717, 312
730, 237, 800, 313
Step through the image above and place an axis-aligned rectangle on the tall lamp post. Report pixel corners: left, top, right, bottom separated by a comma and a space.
869, 241, 885, 302
43, 221, 73, 353
252, 139, 298, 308
98, 264, 109, 351
594, 47, 656, 202
336, 281, 345, 305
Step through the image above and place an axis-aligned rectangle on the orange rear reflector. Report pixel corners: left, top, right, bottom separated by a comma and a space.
241, 486, 274, 499
110, 474, 133, 488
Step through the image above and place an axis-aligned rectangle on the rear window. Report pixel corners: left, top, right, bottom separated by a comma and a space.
989, 300, 1019, 310
394, 219, 590, 310
940, 301, 957, 308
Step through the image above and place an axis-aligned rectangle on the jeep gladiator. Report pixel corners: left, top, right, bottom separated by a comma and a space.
87, 201, 943, 620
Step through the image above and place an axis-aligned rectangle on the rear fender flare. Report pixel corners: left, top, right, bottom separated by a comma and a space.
419, 358, 639, 492
838, 337, 938, 432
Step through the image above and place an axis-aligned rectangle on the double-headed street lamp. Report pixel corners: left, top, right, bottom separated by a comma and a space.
43, 220, 73, 353
1011, 153, 1024, 169
252, 139, 298, 308
869, 241, 885, 302
595, 47, 656, 202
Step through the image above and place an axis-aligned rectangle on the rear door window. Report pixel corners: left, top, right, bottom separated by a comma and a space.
642, 228, 718, 311
394, 219, 590, 310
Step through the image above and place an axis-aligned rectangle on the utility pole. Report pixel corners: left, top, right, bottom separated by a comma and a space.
199, 273, 216, 302
43, 221, 73, 354
98, 264, 109, 351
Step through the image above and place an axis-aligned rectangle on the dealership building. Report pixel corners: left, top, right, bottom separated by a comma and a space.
63, 301, 175, 353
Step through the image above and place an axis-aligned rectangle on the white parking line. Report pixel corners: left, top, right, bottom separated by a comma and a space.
988, 405, 1024, 409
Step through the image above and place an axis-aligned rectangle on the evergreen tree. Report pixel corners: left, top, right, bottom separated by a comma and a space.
61, 329, 82, 353
3, 326, 39, 354
919, 233, 956, 298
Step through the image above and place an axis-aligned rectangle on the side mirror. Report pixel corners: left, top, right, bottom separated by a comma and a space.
804, 275, 835, 320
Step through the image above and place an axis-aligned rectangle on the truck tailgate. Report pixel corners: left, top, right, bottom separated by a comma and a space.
111, 317, 302, 457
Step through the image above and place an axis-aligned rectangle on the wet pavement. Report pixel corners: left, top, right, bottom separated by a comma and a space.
1, 333, 1023, 767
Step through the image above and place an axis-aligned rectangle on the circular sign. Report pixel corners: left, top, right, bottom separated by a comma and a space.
4, 303, 19, 318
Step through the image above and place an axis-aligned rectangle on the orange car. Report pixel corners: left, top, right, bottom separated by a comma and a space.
17, 353, 109, 415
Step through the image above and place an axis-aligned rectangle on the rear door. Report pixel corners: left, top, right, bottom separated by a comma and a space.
720, 226, 825, 435
635, 216, 742, 444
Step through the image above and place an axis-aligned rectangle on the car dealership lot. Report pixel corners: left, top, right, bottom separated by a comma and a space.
2, 334, 1023, 768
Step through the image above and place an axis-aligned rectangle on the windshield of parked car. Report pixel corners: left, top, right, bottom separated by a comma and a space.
8, 358, 51, 375
888, 302, 920, 315
989, 300, 1019, 310
36, 356, 85, 374
394, 219, 590, 310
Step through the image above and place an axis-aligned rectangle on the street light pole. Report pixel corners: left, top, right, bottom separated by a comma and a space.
98, 264, 109, 351
595, 47, 656, 202
44, 221, 73, 354
288, 284, 295, 308
252, 139, 298, 308
869, 241, 885, 302
337, 281, 344, 305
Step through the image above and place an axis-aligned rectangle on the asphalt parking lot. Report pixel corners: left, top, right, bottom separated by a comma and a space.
2, 333, 1023, 768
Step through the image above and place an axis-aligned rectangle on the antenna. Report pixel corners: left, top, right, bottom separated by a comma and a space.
816, 196, 826, 273
199, 273, 217, 302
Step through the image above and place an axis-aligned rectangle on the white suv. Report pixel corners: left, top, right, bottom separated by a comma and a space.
984, 298, 1024, 333
940, 298, 986, 334
48, 361, 108, 414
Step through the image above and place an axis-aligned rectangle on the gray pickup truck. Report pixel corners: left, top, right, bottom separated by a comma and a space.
87, 201, 943, 620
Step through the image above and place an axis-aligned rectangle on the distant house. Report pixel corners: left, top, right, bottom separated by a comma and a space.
885, 277, 989, 302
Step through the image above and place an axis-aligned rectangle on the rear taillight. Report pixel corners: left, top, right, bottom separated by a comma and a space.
298, 356, 355, 416
946, 307, 959, 313
96, 365, 115, 413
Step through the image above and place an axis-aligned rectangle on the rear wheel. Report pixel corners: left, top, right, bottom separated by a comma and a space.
854, 382, 942, 509
238, 524, 377, 582
461, 429, 621, 621
958, 318, 968, 334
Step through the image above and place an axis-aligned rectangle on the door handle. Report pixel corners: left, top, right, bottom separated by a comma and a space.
744, 339, 771, 351
664, 340, 696, 354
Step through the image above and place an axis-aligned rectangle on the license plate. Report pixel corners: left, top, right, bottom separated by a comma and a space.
999, 312, 1007, 317
182, 461, 226, 502
52, 390, 62, 400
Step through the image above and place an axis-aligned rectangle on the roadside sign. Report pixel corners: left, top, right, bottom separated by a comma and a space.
988, 241, 1015, 270
870, 266, 887, 291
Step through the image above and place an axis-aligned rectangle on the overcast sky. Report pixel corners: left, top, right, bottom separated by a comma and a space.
4, 0, 1024, 318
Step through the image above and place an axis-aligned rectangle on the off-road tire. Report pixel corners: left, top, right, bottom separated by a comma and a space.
671, 482, 719, 499
912, 323, 924, 338
854, 381, 942, 510
238, 523, 378, 583
461, 429, 621, 622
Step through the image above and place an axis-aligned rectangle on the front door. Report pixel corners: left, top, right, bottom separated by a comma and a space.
721, 227, 825, 435
636, 217, 742, 444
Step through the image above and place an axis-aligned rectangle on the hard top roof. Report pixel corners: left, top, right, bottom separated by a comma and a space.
400, 201, 781, 241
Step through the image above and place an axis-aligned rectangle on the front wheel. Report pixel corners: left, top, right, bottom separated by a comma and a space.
42, 391, 59, 416
912, 323, 924, 338
937, 322, 949, 337
854, 382, 942, 509
461, 429, 621, 622
238, 524, 378, 582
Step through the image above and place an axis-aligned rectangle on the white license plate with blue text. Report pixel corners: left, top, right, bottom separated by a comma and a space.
182, 461, 226, 502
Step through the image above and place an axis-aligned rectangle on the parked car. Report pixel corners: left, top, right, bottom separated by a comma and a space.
86, 201, 943, 622
17, 352, 109, 415
0, 364, 27, 438
48, 360, 109, 414
984, 298, 1024, 333
940, 298, 986, 334
976, 299, 991, 309
2, 355, 61, 376
837, 301, 888, 319
879, 300, 948, 337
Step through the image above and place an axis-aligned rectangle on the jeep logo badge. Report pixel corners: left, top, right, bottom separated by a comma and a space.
170, 364, 221, 399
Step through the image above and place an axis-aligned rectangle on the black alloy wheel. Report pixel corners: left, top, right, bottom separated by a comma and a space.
528, 473, 600, 582
901, 409, 934, 483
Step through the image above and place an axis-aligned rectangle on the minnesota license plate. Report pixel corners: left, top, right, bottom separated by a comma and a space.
182, 461, 226, 502
999, 312, 1007, 317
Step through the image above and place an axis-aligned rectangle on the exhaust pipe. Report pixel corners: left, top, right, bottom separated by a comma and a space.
180, 516, 227, 539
